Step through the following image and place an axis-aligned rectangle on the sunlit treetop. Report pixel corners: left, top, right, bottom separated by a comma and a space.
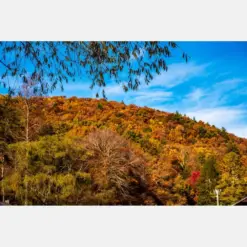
0, 42, 189, 98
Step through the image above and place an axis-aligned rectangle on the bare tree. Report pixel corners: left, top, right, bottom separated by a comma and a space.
19, 79, 41, 142
18, 79, 38, 205
83, 129, 147, 202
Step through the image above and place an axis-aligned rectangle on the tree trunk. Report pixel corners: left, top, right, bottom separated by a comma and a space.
24, 99, 29, 142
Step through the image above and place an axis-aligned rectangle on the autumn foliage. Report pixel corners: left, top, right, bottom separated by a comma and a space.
188, 171, 200, 186
1, 95, 247, 205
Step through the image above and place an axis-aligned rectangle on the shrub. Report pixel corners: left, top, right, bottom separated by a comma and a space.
198, 126, 207, 138
136, 109, 148, 117
219, 127, 229, 140
205, 131, 217, 139
39, 124, 55, 136
170, 111, 184, 124
97, 102, 104, 110
126, 130, 142, 143
226, 142, 240, 154
115, 112, 125, 118
143, 127, 152, 133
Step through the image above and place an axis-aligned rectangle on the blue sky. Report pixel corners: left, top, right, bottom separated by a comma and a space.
1, 42, 247, 138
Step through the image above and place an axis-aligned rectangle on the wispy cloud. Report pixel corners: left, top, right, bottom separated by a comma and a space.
152, 76, 247, 137
181, 78, 246, 110
227, 125, 247, 138
185, 88, 206, 102
102, 62, 209, 106
173, 78, 247, 137
103, 84, 124, 96
213, 78, 244, 90
148, 62, 209, 88
125, 90, 172, 106
186, 106, 246, 128
186, 106, 247, 137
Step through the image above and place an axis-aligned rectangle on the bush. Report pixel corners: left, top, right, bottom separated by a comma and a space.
136, 109, 148, 117
205, 131, 217, 139
226, 142, 239, 154
219, 127, 229, 140
76, 172, 91, 185
115, 112, 125, 118
140, 138, 161, 155
57, 123, 71, 134
161, 138, 167, 145
170, 111, 184, 124
143, 127, 152, 133
116, 123, 125, 135
126, 130, 142, 143
198, 126, 207, 138
80, 120, 93, 126
97, 102, 104, 110
39, 124, 55, 136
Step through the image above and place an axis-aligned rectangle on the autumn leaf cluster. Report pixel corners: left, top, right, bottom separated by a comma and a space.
1, 95, 247, 205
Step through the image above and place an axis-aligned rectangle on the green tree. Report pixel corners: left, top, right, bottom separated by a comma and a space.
7, 135, 90, 205
197, 156, 219, 205
0, 96, 23, 143
198, 126, 207, 138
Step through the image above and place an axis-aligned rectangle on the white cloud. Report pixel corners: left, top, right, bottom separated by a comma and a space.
186, 88, 205, 102
227, 125, 247, 138
105, 62, 209, 106
126, 90, 172, 105
149, 62, 209, 88
153, 77, 247, 138
181, 79, 247, 138
103, 84, 123, 96
180, 78, 246, 111
186, 107, 246, 129
187, 108, 247, 138
213, 78, 244, 90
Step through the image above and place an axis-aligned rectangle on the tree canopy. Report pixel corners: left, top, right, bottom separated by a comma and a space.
0, 42, 188, 97
1, 95, 247, 205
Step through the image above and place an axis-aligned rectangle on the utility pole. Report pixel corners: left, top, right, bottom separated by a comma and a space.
214, 189, 221, 206
0, 155, 4, 203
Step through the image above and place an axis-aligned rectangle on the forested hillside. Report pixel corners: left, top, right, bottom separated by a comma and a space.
1, 95, 247, 205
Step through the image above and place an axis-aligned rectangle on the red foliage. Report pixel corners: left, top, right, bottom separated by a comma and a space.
188, 171, 200, 186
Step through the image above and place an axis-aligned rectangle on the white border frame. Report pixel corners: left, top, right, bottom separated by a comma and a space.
1, 0, 247, 246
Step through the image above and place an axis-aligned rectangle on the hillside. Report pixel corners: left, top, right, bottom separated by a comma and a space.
1, 95, 247, 205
